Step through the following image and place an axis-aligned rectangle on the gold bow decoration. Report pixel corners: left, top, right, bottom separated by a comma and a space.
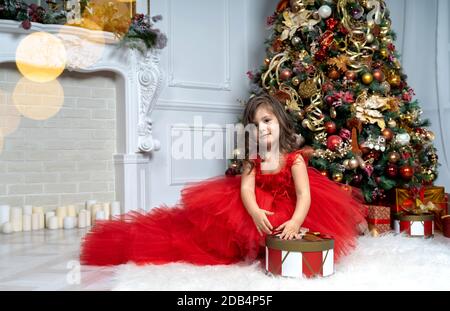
353, 92, 390, 129
280, 7, 319, 42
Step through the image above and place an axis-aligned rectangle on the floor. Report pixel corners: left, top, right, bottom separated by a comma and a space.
1, 228, 450, 291
0, 228, 116, 290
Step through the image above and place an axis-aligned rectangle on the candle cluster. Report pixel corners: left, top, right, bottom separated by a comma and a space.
0, 200, 121, 234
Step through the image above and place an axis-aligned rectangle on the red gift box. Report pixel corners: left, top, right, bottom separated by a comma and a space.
365, 205, 391, 235
265, 233, 334, 278
394, 213, 434, 238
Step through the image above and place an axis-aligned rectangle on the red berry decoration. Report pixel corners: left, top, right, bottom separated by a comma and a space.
399, 165, 414, 180
324, 121, 337, 134
327, 135, 343, 151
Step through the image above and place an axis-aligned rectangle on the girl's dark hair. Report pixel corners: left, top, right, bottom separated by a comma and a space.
241, 93, 298, 173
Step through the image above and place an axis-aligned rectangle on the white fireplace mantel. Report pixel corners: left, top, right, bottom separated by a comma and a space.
0, 19, 163, 213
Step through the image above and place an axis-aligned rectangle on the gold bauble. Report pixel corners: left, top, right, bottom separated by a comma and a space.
291, 76, 300, 86
366, 33, 375, 43
393, 59, 402, 70
348, 158, 359, 169
343, 159, 350, 169
299, 79, 317, 98
426, 131, 435, 141
362, 72, 374, 85
380, 48, 389, 58
264, 58, 271, 66
387, 119, 397, 128
388, 74, 401, 87
388, 151, 400, 163
332, 172, 344, 183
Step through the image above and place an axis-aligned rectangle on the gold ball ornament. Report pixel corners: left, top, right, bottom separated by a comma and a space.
388, 151, 400, 163
332, 172, 344, 183
348, 158, 359, 169
343, 159, 350, 169
380, 48, 389, 58
426, 131, 435, 141
362, 72, 374, 85
291, 76, 300, 86
366, 33, 375, 43
387, 119, 397, 128
264, 58, 271, 66
388, 74, 401, 87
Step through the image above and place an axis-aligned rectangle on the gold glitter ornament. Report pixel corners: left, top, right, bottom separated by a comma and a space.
298, 79, 318, 98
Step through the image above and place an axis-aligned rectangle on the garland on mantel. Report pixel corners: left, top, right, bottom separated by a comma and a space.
0, 0, 167, 53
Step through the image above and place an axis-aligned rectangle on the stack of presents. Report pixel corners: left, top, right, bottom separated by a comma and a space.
265, 185, 450, 279
366, 186, 450, 238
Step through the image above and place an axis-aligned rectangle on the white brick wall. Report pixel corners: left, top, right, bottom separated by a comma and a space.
0, 63, 117, 211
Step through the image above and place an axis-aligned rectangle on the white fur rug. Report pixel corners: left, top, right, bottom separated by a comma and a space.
110, 233, 450, 291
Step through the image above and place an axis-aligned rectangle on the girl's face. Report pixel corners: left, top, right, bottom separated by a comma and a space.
252, 105, 280, 150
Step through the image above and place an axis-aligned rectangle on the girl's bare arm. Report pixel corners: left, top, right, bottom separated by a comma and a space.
291, 154, 311, 226
240, 162, 259, 216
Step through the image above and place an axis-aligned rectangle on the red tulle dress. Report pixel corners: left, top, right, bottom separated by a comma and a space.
80, 150, 368, 266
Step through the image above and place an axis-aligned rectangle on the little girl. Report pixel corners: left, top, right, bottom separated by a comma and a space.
80, 94, 367, 266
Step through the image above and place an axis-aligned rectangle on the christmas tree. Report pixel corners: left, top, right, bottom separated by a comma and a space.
245, 0, 439, 203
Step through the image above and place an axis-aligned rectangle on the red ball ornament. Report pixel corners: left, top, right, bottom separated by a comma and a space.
345, 71, 357, 81
386, 164, 398, 177
280, 69, 293, 81
324, 121, 337, 134
399, 165, 414, 180
351, 174, 363, 186
325, 95, 335, 105
373, 69, 385, 82
328, 69, 340, 80
381, 128, 394, 141
327, 135, 343, 151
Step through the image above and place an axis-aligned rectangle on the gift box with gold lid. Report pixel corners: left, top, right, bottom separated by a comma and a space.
265, 232, 334, 278
393, 213, 434, 238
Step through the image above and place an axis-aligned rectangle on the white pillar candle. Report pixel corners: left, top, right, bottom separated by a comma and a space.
31, 213, 40, 231
95, 210, 105, 221
0, 205, 10, 227
78, 210, 87, 228
48, 216, 59, 230
11, 207, 23, 232
85, 200, 97, 210
32, 207, 45, 229
111, 201, 121, 219
23, 205, 33, 216
22, 214, 32, 232
91, 204, 103, 225
63, 216, 76, 229
67, 205, 77, 217
2, 222, 13, 234
102, 202, 110, 220
45, 211, 55, 229
56, 206, 67, 229
85, 208, 91, 227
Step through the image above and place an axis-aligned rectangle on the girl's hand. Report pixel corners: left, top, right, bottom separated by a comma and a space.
275, 219, 301, 240
250, 209, 274, 236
